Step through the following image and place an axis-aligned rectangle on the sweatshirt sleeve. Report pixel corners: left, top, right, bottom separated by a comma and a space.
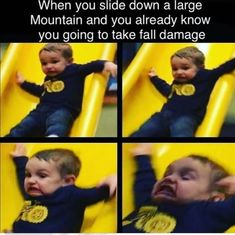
78, 60, 106, 78
13, 157, 28, 199
72, 185, 110, 206
210, 58, 235, 79
134, 155, 157, 208
204, 196, 235, 229
20, 81, 44, 97
150, 76, 171, 98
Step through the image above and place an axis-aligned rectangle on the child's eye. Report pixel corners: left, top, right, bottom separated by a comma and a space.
38, 174, 48, 178
182, 176, 191, 180
181, 173, 193, 180
25, 172, 31, 177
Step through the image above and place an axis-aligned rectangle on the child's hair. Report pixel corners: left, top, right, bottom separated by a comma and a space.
189, 155, 229, 194
171, 46, 205, 68
39, 43, 73, 61
32, 149, 81, 178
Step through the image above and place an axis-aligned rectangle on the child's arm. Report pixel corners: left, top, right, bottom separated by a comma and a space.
148, 68, 172, 98
217, 175, 235, 195
71, 175, 117, 206
16, 71, 44, 97
11, 144, 28, 198
97, 174, 117, 198
77, 60, 117, 78
210, 57, 235, 79
131, 144, 157, 208
205, 175, 235, 228
102, 61, 117, 77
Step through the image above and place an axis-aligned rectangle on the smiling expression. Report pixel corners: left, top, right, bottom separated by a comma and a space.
151, 157, 214, 203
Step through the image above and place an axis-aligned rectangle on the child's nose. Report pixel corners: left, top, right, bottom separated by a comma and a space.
164, 174, 177, 183
46, 63, 53, 69
27, 176, 36, 184
176, 69, 183, 75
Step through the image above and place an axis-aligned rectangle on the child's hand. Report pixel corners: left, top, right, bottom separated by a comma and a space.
148, 67, 157, 78
15, 71, 25, 85
131, 143, 153, 156
97, 174, 117, 198
217, 175, 235, 195
103, 61, 117, 77
10, 143, 27, 158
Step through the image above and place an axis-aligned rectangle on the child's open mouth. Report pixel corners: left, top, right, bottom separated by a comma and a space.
27, 186, 43, 195
153, 183, 176, 201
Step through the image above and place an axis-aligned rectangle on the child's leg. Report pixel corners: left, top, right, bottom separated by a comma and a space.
170, 115, 198, 137
129, 112, 170, 137
5, 110, 41, 137
45, 108, 75, 137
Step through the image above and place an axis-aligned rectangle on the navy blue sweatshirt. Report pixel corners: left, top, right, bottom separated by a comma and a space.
13, 157, 109, 233
122, 155, 235, 233
21, 60, 105, 117
150, 58, 235, 122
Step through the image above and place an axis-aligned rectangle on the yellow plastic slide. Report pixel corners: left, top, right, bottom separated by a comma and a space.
0, 43, 116, 137
1, 143, 117, 232
123, 43, 235, 137
123, 143, 235, 232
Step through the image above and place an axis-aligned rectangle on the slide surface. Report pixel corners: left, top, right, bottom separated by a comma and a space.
123, 143, 235, 232
123, 43, 235, 137
1, 143, 117, 232
1, 43, 116, 137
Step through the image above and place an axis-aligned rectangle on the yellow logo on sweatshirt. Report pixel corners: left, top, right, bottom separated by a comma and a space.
123, 206, 176, 233
17, 201, 48, 224
44, 80, 64, 93
170, 84, 196, 97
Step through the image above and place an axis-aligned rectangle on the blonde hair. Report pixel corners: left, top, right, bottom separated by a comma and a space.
171, 46, 205, 68
39, 43, 73, 61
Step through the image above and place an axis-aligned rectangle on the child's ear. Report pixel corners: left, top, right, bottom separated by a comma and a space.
210, 191, 225, 202
199, 64, 205, 69
67, 57, 74, 64
63, 174, 76, 186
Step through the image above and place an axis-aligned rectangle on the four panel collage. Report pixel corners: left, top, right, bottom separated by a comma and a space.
1, 42, 235, 233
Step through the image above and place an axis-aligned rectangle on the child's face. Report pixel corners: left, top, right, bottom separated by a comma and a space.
151, 157, 213, 203
171, 56, 199, 82
39, 50, 71, 77
24, 157, 66, 196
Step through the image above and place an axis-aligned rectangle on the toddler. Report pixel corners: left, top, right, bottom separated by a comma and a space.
6, 43, 117, 137
122, 143, 235, 232
11, 144, 116, 233
130, 46, 235, 137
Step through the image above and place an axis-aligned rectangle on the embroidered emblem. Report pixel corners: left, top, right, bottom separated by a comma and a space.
51, 81, 65, 92
181, 84, 195, 96
44, 80, 53, 93
143, 213, 176, 233
122, 220, 133, 226
27, 205, 48, 223
17, 201, 32, 221
174, 84, 183, 96
44, 80, 64, 93
123, 205, 176, 233
170, 84, 195, 97
17, 201, 48, 223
